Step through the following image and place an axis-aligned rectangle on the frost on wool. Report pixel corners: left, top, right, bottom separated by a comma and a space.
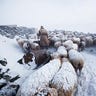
51, 60, 77, 96
17, 59, 61, 96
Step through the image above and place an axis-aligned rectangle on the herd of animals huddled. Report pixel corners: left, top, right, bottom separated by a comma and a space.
0, 26, 96, 96
16, 26, 96, 73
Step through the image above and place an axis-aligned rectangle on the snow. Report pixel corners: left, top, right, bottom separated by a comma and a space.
0, 34, 96, 96
76, 51, 96, 96
0, 35, 36, 84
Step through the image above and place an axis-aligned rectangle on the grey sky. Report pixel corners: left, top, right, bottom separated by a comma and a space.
0, 0, 96, 32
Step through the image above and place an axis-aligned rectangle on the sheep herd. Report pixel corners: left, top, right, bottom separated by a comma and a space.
16, 26, 96, 96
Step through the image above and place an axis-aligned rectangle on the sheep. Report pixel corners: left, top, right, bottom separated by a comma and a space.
78, 41, 86, 51
16, 38, 27, 48
93, 38, 96, 45
29, 40, 40, 50
54, 41, 62, 48
16, 59, 61, 96
51, 52, 60, 60
85, 36, 93, 47
57, 46, 67, 58
72, 43, 78, 51
68, 49, 84, 74
62, 40, 73, 51
51, 58, 77, 96
17, 52, 33, 64
23, 41, 31, 53
72, 37, 80, 45
34, 87, 58, 96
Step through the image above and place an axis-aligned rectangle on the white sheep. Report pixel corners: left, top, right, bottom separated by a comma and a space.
72, 43, 78, 51
72, 37, 80, 45
51, 58, 77, 96
68, 49, 84, 74
57, 46, 67, 58
54, 41, 62, 48
62, 40, 73, 51
16, 59, 61, 96
29, 40, 40, 50
85, 36, 93, 47
16, 38, 28, 48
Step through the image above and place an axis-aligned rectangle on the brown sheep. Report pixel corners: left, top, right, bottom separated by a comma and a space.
33, 50, 51, 68
17, 52, 33, 64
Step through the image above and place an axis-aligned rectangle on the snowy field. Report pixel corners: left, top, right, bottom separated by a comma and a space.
0, 34, 96, 96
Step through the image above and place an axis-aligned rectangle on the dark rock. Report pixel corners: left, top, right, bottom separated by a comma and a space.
10, 75, 20, 82
0, 58, 7, 66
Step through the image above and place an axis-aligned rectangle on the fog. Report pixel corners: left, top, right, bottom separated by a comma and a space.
0, 0, 96, 32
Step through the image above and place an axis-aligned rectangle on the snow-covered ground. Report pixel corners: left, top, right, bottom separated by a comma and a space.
0, 34, 96, 96
76, 49, 96, 96
0, 35, 36, 85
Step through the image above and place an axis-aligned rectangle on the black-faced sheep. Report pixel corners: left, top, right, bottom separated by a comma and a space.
68, 49, 84, 74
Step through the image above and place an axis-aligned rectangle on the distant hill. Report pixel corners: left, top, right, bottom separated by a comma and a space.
0, 25, 37, 38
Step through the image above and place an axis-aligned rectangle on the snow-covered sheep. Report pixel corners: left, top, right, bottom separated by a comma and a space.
57, 46, 67, 58
51, 58, 77, 96
85, 36, 93, 47
16, 38, 27, 48
62, 40, 73, 51
93, 38, 96, 45
23, 41, 31, 53
17, 59, 61, 96
68, 49, 84, 74
72, 43, 78, 51
78, 41, 86, 51
29, 40, 40, 50
34, 87, 58, 96
72, 37, 80, 45
51, 36, 60, 42
54, 41, 62, 48
51, 52, 60, 60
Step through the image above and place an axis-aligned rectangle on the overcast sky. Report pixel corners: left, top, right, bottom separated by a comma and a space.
0, 0, 96, 32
